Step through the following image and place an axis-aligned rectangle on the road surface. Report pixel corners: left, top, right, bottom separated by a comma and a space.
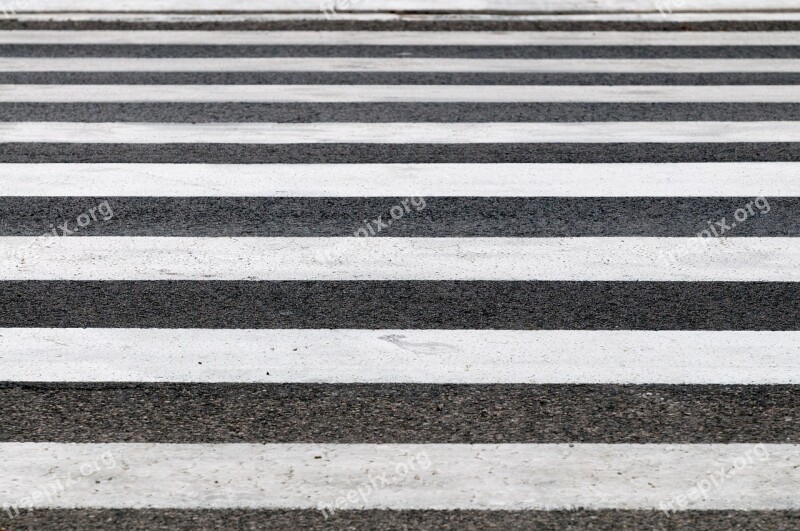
0, 5, 799, 530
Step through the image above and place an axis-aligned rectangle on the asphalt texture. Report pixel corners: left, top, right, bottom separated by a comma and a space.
2, 19, 800, 31
1, 197, 795, 236
0, 281, 797, 329
1, 383, 797, 443
3, 102, 800, 122
3, 142, 800, 163
2, 509, 800, 530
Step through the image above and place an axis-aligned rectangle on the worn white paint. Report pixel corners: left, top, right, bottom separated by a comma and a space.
0, 443, 796, 510
2, 58, 799, 73
1, 162, 799, 197
4, 84, 800, 103
2, 162, 798, 197
3, 30, 800, 45
2, 121, 800, 143
1, 328, 798, 384
10, 13, 800, 22
2, 237, 795, 281
8, 1, 800, 14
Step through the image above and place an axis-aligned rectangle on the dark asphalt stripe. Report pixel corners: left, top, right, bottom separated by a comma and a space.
2, 20, 800, 31
0, 281, 796, 330
2, 72, 799, 85
1, 197, 792, 237
1, 509, 799, 531
0, 383, 796, 443
3, 102, 800, 122
3, 44, 799, 58
3, 143, 799, 163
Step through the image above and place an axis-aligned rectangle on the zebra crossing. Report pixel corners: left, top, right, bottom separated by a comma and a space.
1, 5, 800, 530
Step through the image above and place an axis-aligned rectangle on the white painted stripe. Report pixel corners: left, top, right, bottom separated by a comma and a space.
0, 443, 796, 510
11, 12, 800, 22
3, 162, 798, 198
1, 58, 798, 73
10, 1, 800, 14
4, 85, 800, 103
2, 121, 800, 143
2, 162, 800, 198
2, 237, 793, 282
2, 329, 798, 384
3, 30, 800, 46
